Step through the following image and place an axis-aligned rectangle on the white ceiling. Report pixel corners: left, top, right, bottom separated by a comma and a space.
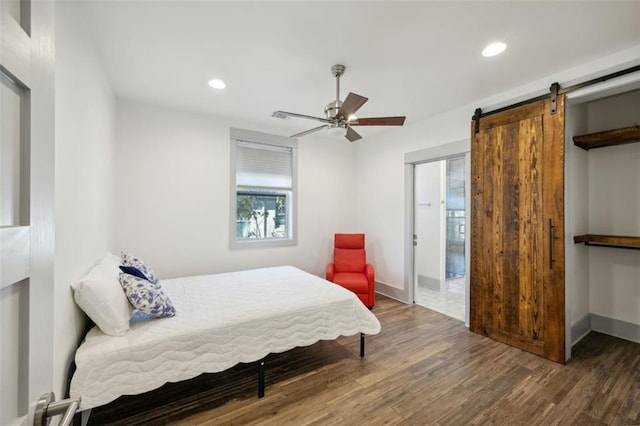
79, 1, 640, 140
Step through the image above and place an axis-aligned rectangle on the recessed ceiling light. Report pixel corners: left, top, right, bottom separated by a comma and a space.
208, 78, 226, 89
482, 42, 507, 57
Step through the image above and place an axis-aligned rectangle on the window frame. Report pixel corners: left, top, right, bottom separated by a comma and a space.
229, 128, 297, 249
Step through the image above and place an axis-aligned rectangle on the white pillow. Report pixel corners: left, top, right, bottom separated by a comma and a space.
71, 252, 132, 336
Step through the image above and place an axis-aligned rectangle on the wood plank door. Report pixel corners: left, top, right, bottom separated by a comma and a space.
470, 96, 565, 363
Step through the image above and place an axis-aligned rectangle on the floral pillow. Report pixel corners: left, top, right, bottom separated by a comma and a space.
119, 265, 148, 281
119, 272, 176, 318
121, 252, 159, 284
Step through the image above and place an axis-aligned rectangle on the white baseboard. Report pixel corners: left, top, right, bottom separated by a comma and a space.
591, 314, 640, 344
571, 314, 591, 346
571, 313, 640, 346
375, 281, 410, 304
417, 275, 440, 291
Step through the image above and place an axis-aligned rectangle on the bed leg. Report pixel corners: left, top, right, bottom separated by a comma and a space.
360, 333, 365, 357
258, 360, 265, 398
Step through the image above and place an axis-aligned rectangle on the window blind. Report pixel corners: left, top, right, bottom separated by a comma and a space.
236, 140, 292, 188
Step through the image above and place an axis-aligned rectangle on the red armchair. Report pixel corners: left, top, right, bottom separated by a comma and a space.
326, 233, 375, 308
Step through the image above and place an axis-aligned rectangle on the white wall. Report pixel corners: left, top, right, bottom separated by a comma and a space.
586, 90, 640, 325
564, 101, 590, 349
54, 3, 116, 400
356, 45, 640, 296
112, 100, 357, 279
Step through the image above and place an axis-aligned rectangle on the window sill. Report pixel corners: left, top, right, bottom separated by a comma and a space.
230, 238, 297, 250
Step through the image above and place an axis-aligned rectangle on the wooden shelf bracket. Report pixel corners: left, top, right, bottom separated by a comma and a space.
574, 234, 640, 250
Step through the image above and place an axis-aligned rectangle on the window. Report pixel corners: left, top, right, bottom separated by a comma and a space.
230, 128, 297, 248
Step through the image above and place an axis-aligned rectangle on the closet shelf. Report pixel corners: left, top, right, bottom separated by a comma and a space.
574, 234, 640, 250
573, 125, 640, 150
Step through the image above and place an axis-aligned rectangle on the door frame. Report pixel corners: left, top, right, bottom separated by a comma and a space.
404, 139, 471, 326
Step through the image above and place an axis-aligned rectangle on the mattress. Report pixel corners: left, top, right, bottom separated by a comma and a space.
70, 266, 381, 410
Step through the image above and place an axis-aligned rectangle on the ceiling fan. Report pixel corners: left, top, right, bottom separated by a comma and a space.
272, 64, 406, 142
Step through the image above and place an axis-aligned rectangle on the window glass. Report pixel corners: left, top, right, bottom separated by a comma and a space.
236, 192, 289, 239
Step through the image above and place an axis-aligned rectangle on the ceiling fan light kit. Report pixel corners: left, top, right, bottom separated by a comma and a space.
272, 64, 406, 142
327, 125, 347, 138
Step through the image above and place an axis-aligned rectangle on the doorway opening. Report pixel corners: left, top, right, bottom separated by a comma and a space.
413, 156, 466, 321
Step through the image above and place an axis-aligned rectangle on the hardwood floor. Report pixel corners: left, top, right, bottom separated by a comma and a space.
87, 295, 640, 425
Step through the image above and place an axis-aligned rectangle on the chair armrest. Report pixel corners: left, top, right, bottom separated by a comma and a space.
365, 264, 375, 285
326, 263, 335, 281
364, 264, 376, 308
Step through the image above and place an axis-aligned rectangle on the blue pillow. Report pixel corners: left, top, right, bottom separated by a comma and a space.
119, 273, 176, 318
119, 265, 148, 281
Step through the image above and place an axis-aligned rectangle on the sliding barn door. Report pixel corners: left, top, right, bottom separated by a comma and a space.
470, 96, 565, 363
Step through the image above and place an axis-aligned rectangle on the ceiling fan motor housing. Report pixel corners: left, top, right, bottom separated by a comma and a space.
324, 100, 343, 120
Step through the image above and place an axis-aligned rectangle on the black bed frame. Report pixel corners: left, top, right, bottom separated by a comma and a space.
70, 333, 368, 424
256, 333, 366, 398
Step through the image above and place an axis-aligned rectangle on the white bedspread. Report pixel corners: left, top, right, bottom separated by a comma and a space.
70, 266, 381, 410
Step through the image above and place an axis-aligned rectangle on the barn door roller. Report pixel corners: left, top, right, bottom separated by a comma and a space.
550, 82, 560, 115
473, 108, 482, 134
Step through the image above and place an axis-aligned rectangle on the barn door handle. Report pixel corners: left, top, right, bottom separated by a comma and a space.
549, 219, 555, 269
34, 392, 80, 426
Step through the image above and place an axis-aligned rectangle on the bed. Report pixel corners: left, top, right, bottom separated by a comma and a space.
70, 265, 381, 410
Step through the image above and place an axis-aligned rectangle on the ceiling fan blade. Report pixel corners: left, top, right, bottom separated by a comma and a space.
345, 126, 362, 142
351, 116, 406, 126
290, 125, 329, 138
272, 110, 333, 124
337, 93, 368, 119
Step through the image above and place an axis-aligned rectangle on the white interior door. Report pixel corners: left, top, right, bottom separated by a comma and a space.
1, 1, 55, 425
413, 161, 445, 302
405, 141, 471, 325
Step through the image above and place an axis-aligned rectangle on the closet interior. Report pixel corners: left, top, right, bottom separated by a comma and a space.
565, 87, 640, 355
